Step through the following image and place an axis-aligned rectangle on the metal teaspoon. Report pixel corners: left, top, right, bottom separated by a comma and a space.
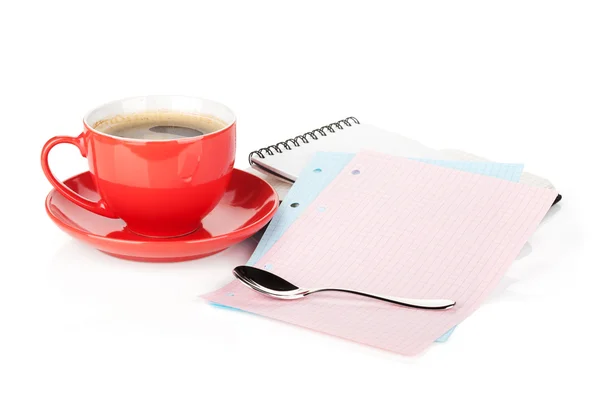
232, 266, 456, 310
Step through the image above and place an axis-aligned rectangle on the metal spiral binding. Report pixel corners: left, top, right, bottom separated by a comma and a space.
248, 117, 360, 165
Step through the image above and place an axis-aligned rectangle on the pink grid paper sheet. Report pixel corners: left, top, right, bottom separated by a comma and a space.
203, 151, 558, 356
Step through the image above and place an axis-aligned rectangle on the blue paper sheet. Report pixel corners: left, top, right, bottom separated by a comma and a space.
218, 152, 524, 343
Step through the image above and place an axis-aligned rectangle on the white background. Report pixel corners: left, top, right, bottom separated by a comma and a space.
1, 1, 598, 399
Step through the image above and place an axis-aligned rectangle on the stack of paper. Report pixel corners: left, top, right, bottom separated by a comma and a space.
203, 150, 557, 355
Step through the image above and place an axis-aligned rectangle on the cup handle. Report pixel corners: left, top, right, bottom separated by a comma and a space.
41, 135, 117, 218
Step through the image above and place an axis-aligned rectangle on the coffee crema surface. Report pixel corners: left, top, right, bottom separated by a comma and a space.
93, 111, 228, 140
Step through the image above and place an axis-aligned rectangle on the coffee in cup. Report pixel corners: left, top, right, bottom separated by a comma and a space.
94, 111, 228, 140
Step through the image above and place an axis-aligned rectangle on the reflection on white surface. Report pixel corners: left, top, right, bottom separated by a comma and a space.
48, 237, 259, 308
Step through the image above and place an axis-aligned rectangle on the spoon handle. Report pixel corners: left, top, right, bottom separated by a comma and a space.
307, 288, 455, 310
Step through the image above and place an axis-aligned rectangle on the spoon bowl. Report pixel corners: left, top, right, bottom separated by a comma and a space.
233, 265, 308, 299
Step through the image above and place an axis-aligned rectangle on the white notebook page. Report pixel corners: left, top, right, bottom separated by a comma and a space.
249, 122, 556, 192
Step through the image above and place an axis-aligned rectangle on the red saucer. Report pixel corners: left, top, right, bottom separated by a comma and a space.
45, 169, 279, 262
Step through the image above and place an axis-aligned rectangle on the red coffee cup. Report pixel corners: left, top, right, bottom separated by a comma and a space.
41, 95, 236, 238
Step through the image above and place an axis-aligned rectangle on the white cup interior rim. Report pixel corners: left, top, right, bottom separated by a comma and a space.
82, 95, 236, 142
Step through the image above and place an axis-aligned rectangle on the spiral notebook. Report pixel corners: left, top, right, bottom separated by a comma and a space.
205, 150, 559, 355
248, 117, 562, 204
